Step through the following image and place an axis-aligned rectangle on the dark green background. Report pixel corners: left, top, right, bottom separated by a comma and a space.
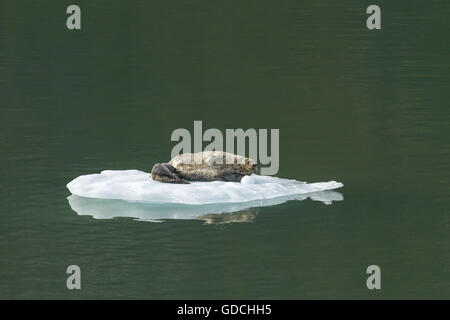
0, 0, 449, 298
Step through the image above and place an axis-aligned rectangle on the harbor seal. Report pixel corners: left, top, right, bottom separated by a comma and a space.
151, 151, 256, 184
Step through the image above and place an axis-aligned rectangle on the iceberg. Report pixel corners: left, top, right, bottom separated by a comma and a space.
66, 170, 343, 205
66, 170, 343, 222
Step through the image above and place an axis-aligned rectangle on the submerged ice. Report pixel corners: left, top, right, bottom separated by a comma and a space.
66, 170, 343, 205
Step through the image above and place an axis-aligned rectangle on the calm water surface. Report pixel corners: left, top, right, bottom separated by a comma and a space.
0, 0, 449, 298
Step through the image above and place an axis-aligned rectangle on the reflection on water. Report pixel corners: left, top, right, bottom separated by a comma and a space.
198, 209, 258, 225
67, 190, 343, 223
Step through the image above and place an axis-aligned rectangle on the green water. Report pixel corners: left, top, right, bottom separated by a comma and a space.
1, 0, 449, 299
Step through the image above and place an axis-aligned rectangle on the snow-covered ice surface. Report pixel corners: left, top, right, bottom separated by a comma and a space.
66, 170, 343, 222
67, 170, 343, 205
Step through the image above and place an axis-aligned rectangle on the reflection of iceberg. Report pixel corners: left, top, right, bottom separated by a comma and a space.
67, 170, 343, 205
67, 190, 343, 222
198, 209, 258, 225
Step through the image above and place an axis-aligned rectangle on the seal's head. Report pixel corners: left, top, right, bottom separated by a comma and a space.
241, 157, 257, 174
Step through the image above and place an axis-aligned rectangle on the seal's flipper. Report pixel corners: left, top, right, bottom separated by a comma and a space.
151, 163, 189, 184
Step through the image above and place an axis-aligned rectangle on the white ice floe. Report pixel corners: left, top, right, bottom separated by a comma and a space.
66, 170, 343, 205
